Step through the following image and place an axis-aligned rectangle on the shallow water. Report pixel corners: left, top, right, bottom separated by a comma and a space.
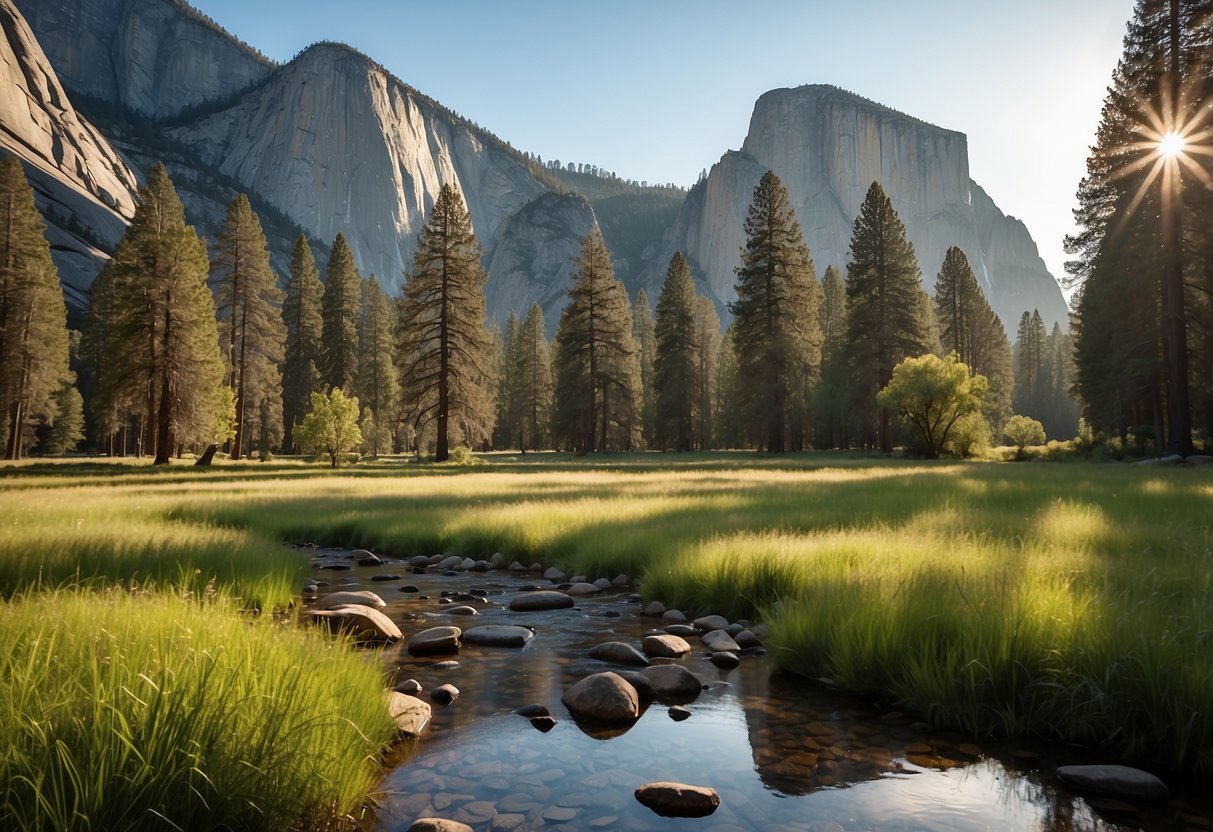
306, 551, 1212, 832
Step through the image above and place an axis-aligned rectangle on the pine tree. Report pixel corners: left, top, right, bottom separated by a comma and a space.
212, 194, 285, 459
0, 157, 72, 458
653, 251, 699, 451
356, 276, 400, 456
729, 170, 822, 453
281, 234, 324, 452
397, 184, 494, 462
632, 289, 657, 448
321, 232, 361, 394
513, 303, 553, 451
43, 381, 85, 455
933, 246, 1014, 426
715, 325, 743, 449
552, 228, 641, 452
845, 181, 936, 452
1045, 322, 1080, 439
813, 265, 851, 448
1013, 309, 1049, 420
694, 296, 721, 450
92, 163, 228, 464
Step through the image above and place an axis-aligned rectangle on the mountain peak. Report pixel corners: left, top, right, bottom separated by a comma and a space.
753, 84, 962, 138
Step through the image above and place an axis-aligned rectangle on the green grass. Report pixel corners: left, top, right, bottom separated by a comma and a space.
0, 588, 395, 832
2, 451, 1213, 788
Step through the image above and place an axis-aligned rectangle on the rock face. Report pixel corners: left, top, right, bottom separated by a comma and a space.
0, 0, 138, 303
650, 84, 1068, 331
13, 0, 273, 120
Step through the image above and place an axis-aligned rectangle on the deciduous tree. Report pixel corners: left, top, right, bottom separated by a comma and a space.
876, 352, 988, 459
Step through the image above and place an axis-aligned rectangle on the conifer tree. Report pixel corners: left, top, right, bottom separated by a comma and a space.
356, 276, 400, 456
633, 289, 657, 448
552, 228, 641, 452
813, 265, 851, 448
0, 157, 72, 459
933, 246, 1013, 425
715, 325, 743, 448
43, 382, 85, 455
845, 181, 936, 452
397, 184, 493, 461
92, 163, 228, 464
321, 232, 361, 394
1013, 309, 1048, 419
212, 194, 285, 459
729, 170, 822, 453
653, 251, 699, 451
694, 296, 721, 450
513, 303, 553, 451
493, 313, 519, 449
281, 234, 324, 452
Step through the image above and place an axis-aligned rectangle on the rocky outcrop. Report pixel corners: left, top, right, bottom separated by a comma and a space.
0, 0, 138, 304
649, 85, 1068, 331
13, 0, 273, 120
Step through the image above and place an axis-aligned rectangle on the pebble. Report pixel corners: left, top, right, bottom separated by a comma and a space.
668, 705, 691, 721
431, 684, 460, 705
542, 807, 577, 823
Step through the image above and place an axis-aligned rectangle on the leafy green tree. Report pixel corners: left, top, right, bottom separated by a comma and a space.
321, 232, 361, 394
43, 382, 85, 455
91, 163, 228, 464
933, 246, 1013, 426
397, 184, 494, 461
552, 228, 641, 452
876, 352, 988, 459
729, 171, 822, 453
633, 289, 657, 447
356, 276, 399, 456
281, 234, 324, 452
0, 157, 72, 459
212, 194, 285, 460
296, 388, 362, 467
846, 181, 937, 452
653, 251, 699, 451
1004, 414, 1047, 454
513, 303, 552, 451
694, 295, 721, 450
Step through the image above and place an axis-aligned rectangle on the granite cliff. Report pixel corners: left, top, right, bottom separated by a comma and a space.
650, 85, 1068, 331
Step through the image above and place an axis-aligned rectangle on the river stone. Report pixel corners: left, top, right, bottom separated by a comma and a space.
394, 678, 422, 695
371, 574, 399, 581
543, 807, 577, 823
634, 782, 720, 817
509, 561, 527, 572
724, 622, 745, 636
311, 606, 402, 642
693, 614, 730, 632
462, 625, 534, 647
400, 585, 420, 593
457, 557, 475, 570
662, 609, 688, 624
385, 691, 431, 736
433, 660, 460, 670
664, 624, 697, 637
566, 582, 602, 596
640, 665, 703, 701
570, 575, 588, 585
354, 549, 382, 566
589, 641, 650, 666
642, 601, 666, 616
668, 705, 691, 721
515, 703, 549, 717
702, 630, 741, 652
642, 634, 691, 658
615, 671, 656, 705
319, 563, 350, 570
408, 626, 462, 656
1055, 765, 1170, 800
544, 567, 568, 582
320, 590, 386, 609
489, 552, 506, 568
446, 605, 479, 616
529, 562, 543, 572
431, 684, 460, 705
593, 578, 613, 590
734, 628, 762, 648
437, 555, 464, 570
612, 574, 630, 586
530, 716, 556, 732
407, 819, 473, 832
561, 672, 640, 725
491, 814, 525, 832
407, 555, 432, 567
510, 591, 574, 611
710, 651, 740, 669
302, 583, 319, 596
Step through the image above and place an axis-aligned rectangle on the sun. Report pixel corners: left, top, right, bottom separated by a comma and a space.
1159, 131, 1186, 159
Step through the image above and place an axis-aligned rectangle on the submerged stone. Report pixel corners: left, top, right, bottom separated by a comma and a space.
634, 782, 720, 817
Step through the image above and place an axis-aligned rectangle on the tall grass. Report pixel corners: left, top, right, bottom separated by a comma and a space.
0, 588, 394, 831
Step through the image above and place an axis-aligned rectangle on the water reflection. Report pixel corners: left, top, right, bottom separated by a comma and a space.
305, 552, 1209, 832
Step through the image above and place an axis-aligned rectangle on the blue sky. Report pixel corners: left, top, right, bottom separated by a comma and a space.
190, 0, 1136, 290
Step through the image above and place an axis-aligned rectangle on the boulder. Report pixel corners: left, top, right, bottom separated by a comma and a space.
460, 557, 477, 570
642, 634, 691, 658
710, 651, 740, 669
702, 630, 741, 653
615, 671, 656, 706
693, 614, 730, 632
407, 819, 473, 832
385, 691, 431, 736
634, 782, 720, 817
642, 601, 666, 617
543, 567, 568, 582
445, 605, 479, 616
438, 555, 464, 570
509, 591, 574, 611
561, 672, 640, 726
1055, 765, 1169, 801
593, 578, 613, 590
612, 574, 630, 586
589, 641, 650, 666
662, 609, 688, 624
430, 684, 460, 705
509, 561, 527, 572
462, 625, 535, 647
394, 678, 422, 695
311, 606, 401, 642
640, 665, 703, 701
407, 555, 432, 567
734, 629, 762, 649
663, 624, 697, 637
408, 626, 462, 656
566, 582, 602, 596
320, 590, 385, 609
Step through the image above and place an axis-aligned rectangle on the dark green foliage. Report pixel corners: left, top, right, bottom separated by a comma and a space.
493, 313, 520, 450
694, 296, 721, 450
729, 171, 822, 453
0, 157, 72, 459
321, 233, 361, 394
356, 277, 399, 456
633, 290, 657, 448
281, 235, 324, 452
714, 326, 743, 449
506, 304, 553, 451
1015, 313, 1080, 440
397, 184, 494, 461
653, 252, 699, 451
845, 181, 936, 452
812, 265, 852, 448
42, 382, 85, 455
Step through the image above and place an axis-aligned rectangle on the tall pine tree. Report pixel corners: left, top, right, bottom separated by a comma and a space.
694, 295, 721, 450
845, 181, 936, 452
397, 184, 494, 461
633, 289, 657, 448
0, 157, 72, 459
514, 303, 553, 451
653, 251, 699, 451
321, 232, 361, 394
356, 276, 400, 456
281, 234, 324, 452
728, 170, 822, 453
813, 264, 851, 448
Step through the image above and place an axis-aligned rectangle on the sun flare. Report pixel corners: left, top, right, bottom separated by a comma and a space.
1159, 131, 1186, 158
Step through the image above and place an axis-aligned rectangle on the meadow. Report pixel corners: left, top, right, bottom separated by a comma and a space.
1, 452, 1212, 828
